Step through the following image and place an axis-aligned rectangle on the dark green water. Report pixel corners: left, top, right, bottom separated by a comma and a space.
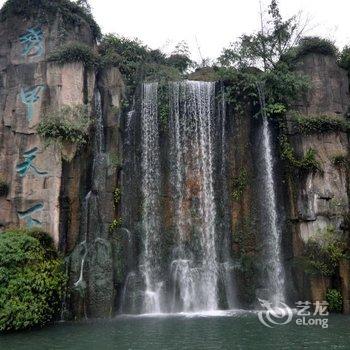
1, 312, 349, 350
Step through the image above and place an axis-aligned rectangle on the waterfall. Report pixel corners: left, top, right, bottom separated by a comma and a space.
218, 83, 236, 309
119, 110, 140, 314
94, 89, 104, 154
169, 81, 219, 312
72, 89, 105, 304
257, 83, 286, 305
69, 88, 114, 318
125, 80, 236, 314
140, 83, 163, 313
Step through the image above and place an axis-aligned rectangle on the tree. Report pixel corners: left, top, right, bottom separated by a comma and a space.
171, 40, 190, 57
167, 41, 193, 73
0, 229, 66, 332
76, 0, 91, 13
219, 0, 307, 70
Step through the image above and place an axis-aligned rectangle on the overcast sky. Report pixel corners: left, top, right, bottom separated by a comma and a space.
1, 0, 349, 61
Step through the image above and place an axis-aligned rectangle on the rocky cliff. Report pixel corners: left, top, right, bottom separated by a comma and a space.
287, 54, 350, 312
0, 6, 125, 318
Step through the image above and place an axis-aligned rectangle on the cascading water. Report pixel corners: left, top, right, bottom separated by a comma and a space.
119, 109, 140, 314
69, 88, 115, 318
73, 90, 105, 290
123, 80, 236, 314
257, 83, 286, 306
169, 81, 219, 312
140, 82, 163, 313
217, 83, 236, 309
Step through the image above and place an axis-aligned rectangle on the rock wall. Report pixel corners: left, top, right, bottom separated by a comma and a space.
286, 53, 350, 311
0, 9, 126, 319
0, 14, 92, 243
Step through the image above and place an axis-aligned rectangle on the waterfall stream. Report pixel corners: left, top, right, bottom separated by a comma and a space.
126, 80, 235, 314
121, 80, 287, 314
140, 83, 163, 313
69, 89, 114, 318
257, 83, 286, 305
169, 81, 219, 312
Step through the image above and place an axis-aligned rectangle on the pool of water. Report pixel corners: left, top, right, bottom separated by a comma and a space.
1, 311, 349, 350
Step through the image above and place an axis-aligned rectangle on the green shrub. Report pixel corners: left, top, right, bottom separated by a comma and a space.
0, 0, 101, 39
38, 104, 91, 147
262, 62, 310, 108
0, 228, 66, 332
109, 218, 122, 233
98, 34, 184, 95
108, 152, 121, 169
0, 176, 9, 197
326, 289, 343, 313
217, 68, 259, 114
113, 187, 121, 207
48, 42, 98, 68
338, 46, 350, 72
303, 226, 346, 276
144, 63, 181, 83
166, 54, 192, 73
187, 67, 220, 82
232, 168, 248, 201
158, 82, 170, 128
298, 149, 322, 173
295, 37, 338, 58
331, 153, 349, 169
292, 113, 350, 134
98, 34, 158, 90
280, 135, 322, 173
265, 103, 287, 117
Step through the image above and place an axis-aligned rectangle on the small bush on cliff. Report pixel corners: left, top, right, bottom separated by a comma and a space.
98, 34, 165, 90
48, 42, 98, 68
303, 226, 346, 276
109, 218, 122, 234
0, 228, 66, 332
326, 289, 343, 313
338, 46, 350, 72
280, 134, 322, 173
99, 35, 191, 96
38, 104, 91, 148
331, 153, 349, 169
232, 168, 248, 201
291, 113, 350, 134
0, 0, 101, 39
294, 37, 338, 59
0, 176, 9, 197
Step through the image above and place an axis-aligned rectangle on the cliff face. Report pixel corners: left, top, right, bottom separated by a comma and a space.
0, 10, 125, 318
285, 54, 350, 312
0, 14, 93, 242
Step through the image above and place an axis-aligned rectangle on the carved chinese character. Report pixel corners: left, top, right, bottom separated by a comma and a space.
19, 28, 44, 57
18, 203, 44, 228
20, 85, 44, 121
16, 147, 48, 177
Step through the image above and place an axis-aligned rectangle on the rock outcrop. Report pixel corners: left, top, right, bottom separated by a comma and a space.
0, 7, 125, 318
287, 53, 350, 310
0, 13, 94, 243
